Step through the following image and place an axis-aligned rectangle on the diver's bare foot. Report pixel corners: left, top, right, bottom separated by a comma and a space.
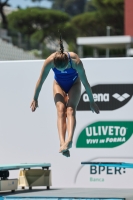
62, 150, 70, 157
59, 141, 72, 153
59, 142, 65, 153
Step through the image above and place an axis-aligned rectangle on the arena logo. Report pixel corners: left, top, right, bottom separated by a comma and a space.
112, 93, 130, 102
76, 121, 133, 148
83, 93, 110, 102
77, 84, 133, 111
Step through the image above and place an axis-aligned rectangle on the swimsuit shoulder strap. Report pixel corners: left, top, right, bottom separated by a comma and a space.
67, 52, 73, 68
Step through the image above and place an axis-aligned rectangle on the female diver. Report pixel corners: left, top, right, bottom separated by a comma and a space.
30, 35, 100, 157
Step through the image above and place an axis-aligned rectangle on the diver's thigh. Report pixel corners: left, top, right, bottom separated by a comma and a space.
67, 78, 81, 108
53, 80, 66, 106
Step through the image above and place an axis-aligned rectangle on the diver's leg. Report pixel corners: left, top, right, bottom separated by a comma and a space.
53, 80, 67, 147
60, 78, 81, 152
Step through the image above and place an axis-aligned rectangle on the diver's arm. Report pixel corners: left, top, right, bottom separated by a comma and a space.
31, 56, 53, 112
76, 60, 94, 102
73, 55, 99, 114
33, 61, 52, 101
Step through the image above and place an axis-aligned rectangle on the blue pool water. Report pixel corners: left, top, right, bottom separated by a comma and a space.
0, 198, 124, 200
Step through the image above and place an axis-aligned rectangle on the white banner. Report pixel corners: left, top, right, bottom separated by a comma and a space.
0, 58, 133, 189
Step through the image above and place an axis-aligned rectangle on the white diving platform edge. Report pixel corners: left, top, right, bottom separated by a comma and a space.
81, 162, 133, 168
0, 163, 52, 192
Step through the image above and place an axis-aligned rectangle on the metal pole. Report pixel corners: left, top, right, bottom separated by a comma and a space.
106, 26, 111, 57
78, 45, 83, 58
93, 48, 98, 57
126, 44, 131, 57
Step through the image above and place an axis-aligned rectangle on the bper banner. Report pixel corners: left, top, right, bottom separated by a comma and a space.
0, 58, 133, 189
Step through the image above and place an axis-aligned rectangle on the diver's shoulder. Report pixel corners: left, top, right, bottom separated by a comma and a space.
43, 52, 57, 67
46, 52, 56, 62
69, 52, 80, 65
68, 52, 79, 58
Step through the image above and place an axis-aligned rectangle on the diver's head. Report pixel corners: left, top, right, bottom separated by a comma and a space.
54, 33, 69, 71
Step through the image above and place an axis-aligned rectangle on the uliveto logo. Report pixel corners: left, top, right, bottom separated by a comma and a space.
76, 121, 133, 148
77, 84, 133, 111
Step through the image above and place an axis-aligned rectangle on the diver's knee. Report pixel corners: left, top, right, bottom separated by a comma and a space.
66, 107, 76, 116
56, 103, 66, 117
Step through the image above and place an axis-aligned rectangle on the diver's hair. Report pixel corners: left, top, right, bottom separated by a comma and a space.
59, 33, 64, 54
54, 32, 68, 68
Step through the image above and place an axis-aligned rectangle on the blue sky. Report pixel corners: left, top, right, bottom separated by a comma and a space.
9, 0, 52, 9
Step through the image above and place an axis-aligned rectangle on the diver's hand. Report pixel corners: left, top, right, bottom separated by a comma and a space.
90, 102, 100, 114
30, 100, 38, 112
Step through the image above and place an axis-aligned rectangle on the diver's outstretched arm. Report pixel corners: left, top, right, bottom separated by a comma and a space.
76, 58, 100, 114
30, 57, 53, 112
